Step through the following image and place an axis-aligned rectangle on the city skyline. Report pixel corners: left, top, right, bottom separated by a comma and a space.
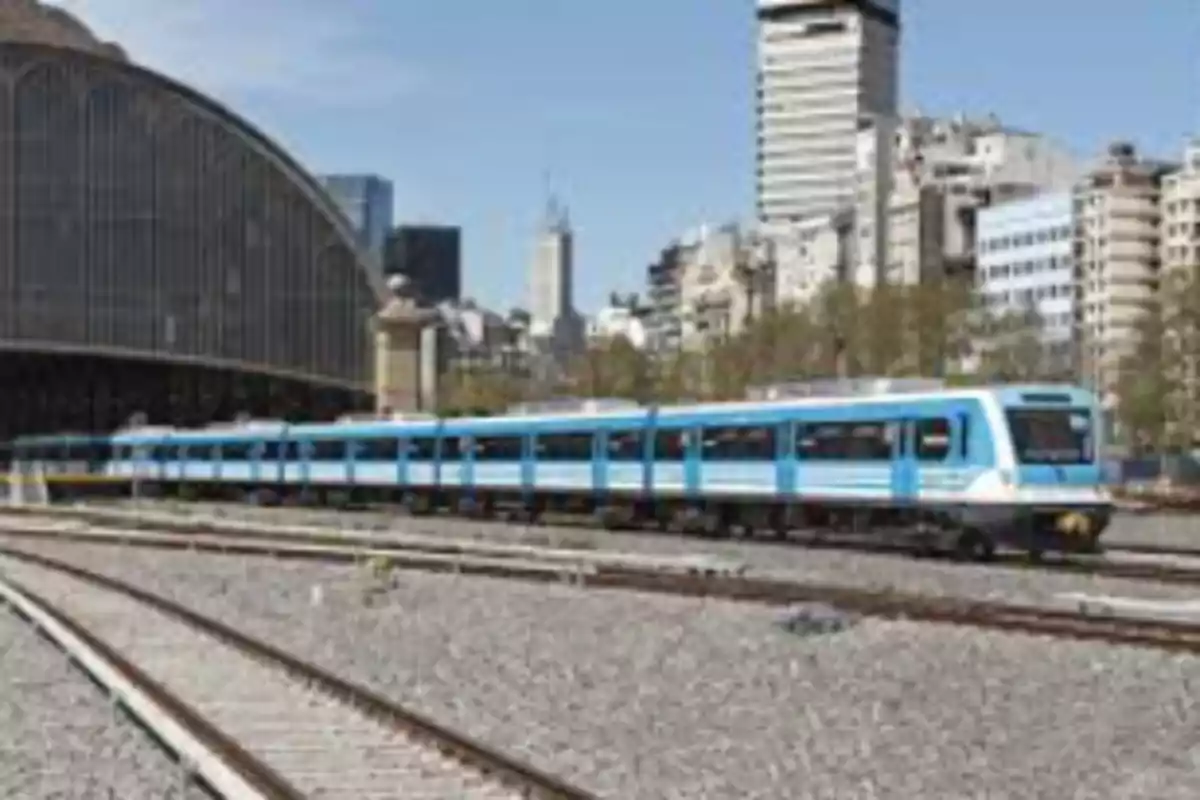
54, 0, 1200, 312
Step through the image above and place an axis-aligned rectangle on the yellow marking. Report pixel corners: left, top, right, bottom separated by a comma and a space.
1056, 512, 1092, 537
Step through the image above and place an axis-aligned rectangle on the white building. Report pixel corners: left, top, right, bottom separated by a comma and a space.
975, 192, 1075, 371
587, 302, 648, 349
1074, 141, 1175, 405
527, 197, 584, 366
755, 0, 899, 226
1161, 139, 1200, 274
772, 211, 853, 307
873, 115, 1080, 286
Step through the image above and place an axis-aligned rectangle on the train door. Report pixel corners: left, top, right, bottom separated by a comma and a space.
776, 420, 796, 499
345, 439, 359, 489
592, 430, 608, 503
520, 434, 535, 506
461, 434, 476, 502
890, 420, 918, 504
684, 425, 702, 501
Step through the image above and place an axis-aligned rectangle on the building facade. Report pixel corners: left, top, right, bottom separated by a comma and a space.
0, 4, 381, 437
755, 0, 899, 225
772, 211, 853, 307
976, 192, 1075, 370
318, 174, 394, 268
877, 115, 1079, 286
1161, 140, 1200, 274
383, 225, 462, 306
527, 198, 584, 366
1074, 142, 1175, 404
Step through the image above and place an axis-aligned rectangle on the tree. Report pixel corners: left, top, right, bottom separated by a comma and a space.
975, 298, 1059, 382
568, 335, 654, 402
1113, 301, 1171, 454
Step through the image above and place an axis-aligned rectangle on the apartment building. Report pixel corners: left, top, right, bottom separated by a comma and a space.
976, 192, 1075, 372
873, 115, 1079, 286
1161, 139, 1200, 273
755, 0, 899, 225
773, 211, 854, 307
1073, 141, 1176, 404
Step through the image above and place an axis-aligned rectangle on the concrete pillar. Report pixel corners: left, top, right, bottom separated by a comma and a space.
371, 293, 439, 415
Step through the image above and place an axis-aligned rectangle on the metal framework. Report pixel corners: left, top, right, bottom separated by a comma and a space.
0, 42, 381, 386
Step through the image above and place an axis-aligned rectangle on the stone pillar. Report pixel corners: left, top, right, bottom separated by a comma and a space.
371, 289, 439, 415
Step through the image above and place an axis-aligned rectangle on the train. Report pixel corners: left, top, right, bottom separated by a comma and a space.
3, 379, 1113, 560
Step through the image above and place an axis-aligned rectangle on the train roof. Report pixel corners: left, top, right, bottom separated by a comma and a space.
99, 382, 1098, 443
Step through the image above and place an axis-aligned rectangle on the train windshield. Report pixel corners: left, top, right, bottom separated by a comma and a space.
1005, 408, 1093, 465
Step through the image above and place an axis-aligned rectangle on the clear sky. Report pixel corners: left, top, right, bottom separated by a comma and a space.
57, 1, 1200, 313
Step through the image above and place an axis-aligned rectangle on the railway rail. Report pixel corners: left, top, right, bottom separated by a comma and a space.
5, 502, 1200, 588
0, 547, 596, 800
5, 529, 1200, 657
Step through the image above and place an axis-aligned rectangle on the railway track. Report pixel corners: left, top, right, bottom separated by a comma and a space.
4, 535, 1200, 657
0, 548, 596, 800
6, 502, 1200, 589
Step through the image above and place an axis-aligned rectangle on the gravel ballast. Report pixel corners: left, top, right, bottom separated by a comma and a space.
5, 540, 1200, 800
37, 502, 1200, 607
0, 594, 210, 799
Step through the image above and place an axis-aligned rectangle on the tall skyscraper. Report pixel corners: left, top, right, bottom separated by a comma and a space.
755, 0, 900, 225
383, 225, 462, 306
528, 197, 583, 366
318, 174, 394, 267
529, 196, 574, 335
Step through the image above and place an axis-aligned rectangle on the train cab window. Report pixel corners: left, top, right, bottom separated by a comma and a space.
310, 440, 344, 461
915, 418, 951, 462
358, 438, 400, 462
653, 430, 688, 461
476, 436, 522, 461
407, 437, 436, 460
702, 426, 775, 461
797, 422, 892, 461
607, 430, 644, 462
538, 433, 593, 461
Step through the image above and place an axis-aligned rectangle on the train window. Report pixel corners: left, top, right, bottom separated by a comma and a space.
407, 437, 436, 460
958, 414, 970, 459
915, 418, 951, 462
440, 436, 465, 460
476, 436, 522, 461
702, 426, 775, 461
150, 445, 174, 462
261, 441, 284, 461
311, 440, 344, 461
797, 422, 892, 461
538, 433, 593, 461
281, 441, 301, 462
358, 438, 400, 462
653, 429, 688, 461
607, 430, 643, 462
222, 442, 253, 460
186, 444, 210, 462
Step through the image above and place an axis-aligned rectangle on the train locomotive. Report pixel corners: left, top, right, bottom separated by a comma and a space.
6, 379, 1113, 560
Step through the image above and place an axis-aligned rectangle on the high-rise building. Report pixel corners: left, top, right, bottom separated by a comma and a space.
1161, 139, 1200, 274
528, 197, 583, 366
755, 0, 900, 226
976, 193, 1076, 373
383, 225, 462, 305
318, 174, 394, 267
1073, 142, 1175, 405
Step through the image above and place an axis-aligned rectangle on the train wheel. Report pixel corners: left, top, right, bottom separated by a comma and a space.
953, 529, 995, 562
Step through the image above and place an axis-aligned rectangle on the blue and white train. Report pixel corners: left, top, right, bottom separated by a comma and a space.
8, 381, 1113, 559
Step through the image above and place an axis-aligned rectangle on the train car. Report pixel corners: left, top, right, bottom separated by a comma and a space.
5, 432, 125, 499
17, 380, 1112, 559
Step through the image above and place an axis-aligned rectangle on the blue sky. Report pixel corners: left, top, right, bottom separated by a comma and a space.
60, 1, 1199, 312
